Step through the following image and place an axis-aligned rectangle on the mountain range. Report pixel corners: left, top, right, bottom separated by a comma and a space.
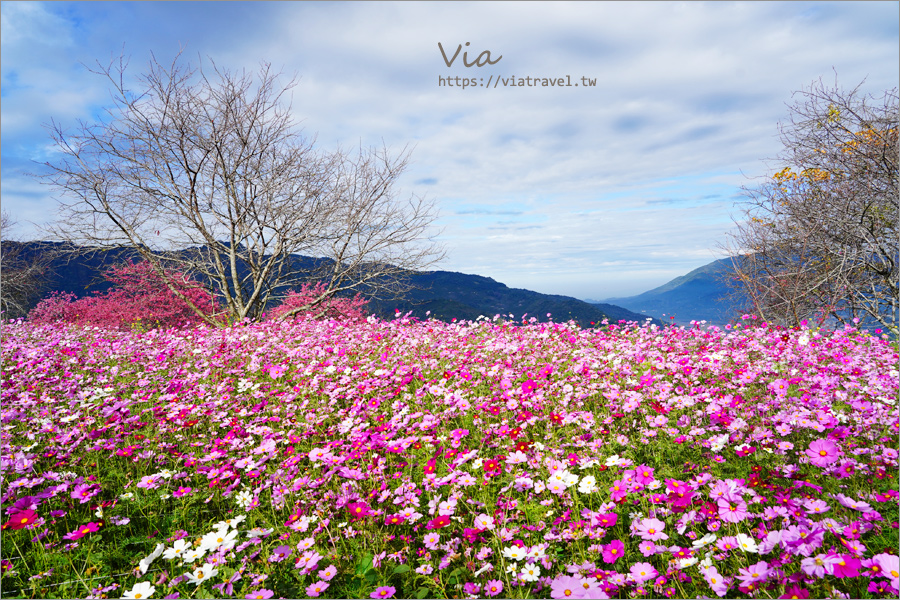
3, 242, 661, 327
590, 257, 743, 326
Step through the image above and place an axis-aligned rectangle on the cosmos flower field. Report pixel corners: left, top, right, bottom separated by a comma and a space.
1, 314, 898, 599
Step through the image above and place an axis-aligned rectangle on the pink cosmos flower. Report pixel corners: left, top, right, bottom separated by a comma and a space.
423, 532, 440, 550
874, 553, 899, 590
609, 481, 628, 502
800, 554, 840, 577
245, 590, 274, 600
634, 517, 668, 541
804, 439, 840, 467
4, 509, 38, 530
550, 575, 584, 599
306, 581, 329, 597
629, 562, 658, 583
370, 586, 396, 599
702, 566, 730, 597
346, 502, 371, 520
716, 498, 750, 523
638, 540, 657, 557
778, 586, 809, 599
136, 475, 161, 490
318, 565, 337, 581
63, 522, 99, 541
832, 555, 861, 578
71, 483, 101, 503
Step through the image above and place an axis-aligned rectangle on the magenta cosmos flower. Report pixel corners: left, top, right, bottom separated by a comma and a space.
370, 586, 396, 599
602, 539, 624, 564
4, 509, 38, 530
804, 439, 840, 467
484, 580, 504, 597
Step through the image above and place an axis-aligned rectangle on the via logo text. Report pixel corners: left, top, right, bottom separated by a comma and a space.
438, 42, 502, 67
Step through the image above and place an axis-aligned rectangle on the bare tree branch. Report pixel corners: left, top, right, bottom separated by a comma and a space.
35, 51, 444, 324
1, 212, 54, 319
723, 76, 899, 335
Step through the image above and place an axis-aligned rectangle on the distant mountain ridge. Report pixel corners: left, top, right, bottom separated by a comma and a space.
4, 241, 657, 327
594, 258, 743, 326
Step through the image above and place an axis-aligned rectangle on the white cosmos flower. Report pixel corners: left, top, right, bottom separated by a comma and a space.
519, 564, 541, 582
578, 475, 598, 494
735, 533, 758, 553
184, 563, 218, 586
502, 546, 526, 561
213, 515, 247, 530
181, 547, 206, 564
121, 580, 156, 599
200, 528, 238, 552
137, 543, 165, 575
163, 539, 191, 560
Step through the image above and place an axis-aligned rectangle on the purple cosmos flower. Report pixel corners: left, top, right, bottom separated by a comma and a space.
736, 561, 770, 586
212, 570, 242, 596
370, 586, 396, 599
268, 545, 292, 563
245, 590, 274, 600
70, 484, 100, 504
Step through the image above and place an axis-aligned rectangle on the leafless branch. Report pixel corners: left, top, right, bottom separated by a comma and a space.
35, 51, 444, 324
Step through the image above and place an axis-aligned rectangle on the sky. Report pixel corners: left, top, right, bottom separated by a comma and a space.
2, 1, 898, 300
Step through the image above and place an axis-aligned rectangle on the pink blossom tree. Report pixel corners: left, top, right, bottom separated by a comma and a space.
267, 282, 368, 322
29, 261, 221, 329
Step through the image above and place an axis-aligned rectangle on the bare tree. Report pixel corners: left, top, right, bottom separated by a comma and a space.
37, 52, 443, 325
0, 212, 52, 319
724, 77, 899, 335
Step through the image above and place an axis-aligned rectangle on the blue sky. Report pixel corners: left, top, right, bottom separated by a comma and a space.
2, 1, 898, 299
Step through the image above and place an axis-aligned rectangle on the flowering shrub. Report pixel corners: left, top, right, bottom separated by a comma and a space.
28, 261, 221, 330
0, 316, 897, 599
268, 282, 368, 321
